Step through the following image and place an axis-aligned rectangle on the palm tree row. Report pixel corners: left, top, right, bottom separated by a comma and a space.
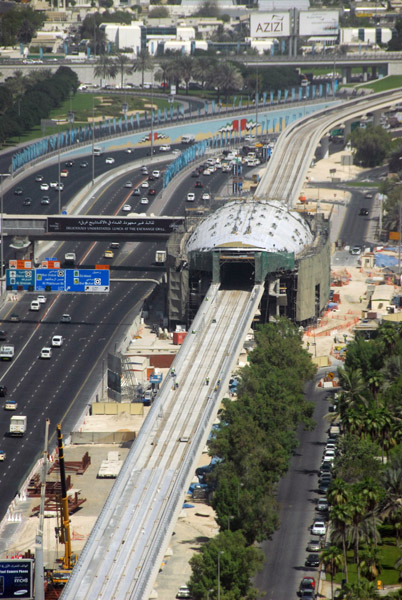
322, 322, 402, 599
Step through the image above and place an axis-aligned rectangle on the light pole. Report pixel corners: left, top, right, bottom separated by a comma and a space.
255, 65, 259, 140
207, 589, 214, 600
91, 96, 95, 187
0, 173, 10, 295
217, 550, 224, 600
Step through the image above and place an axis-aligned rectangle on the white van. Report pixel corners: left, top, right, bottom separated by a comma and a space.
30, 300, 40, 311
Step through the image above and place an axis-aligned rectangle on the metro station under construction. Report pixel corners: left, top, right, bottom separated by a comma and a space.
166, 198, 331, 328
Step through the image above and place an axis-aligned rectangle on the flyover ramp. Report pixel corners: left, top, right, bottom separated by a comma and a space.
61, 283, 264, 600
255, 88, 402, 207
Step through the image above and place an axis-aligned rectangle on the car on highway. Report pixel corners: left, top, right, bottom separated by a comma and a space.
0, 385, 7, 397
202, 192, 211, 201
148, 174, 155, 181
159, 144, 171, 152
0, 450, 5, 461
4, 400, 17, 410
14, 187, 23, 195
311, 520, 326, 536
305, 553, 320, 567
140, 166, 148, 175
37, 295, 46, 304
40, 347, 52, 359
0, 330, 6, 341
23, 198, 32, 206
140, 197, 149, 205
41, 196, 50, 205
191, 171, 199, 178
317, 497, 329, 512
306, 539, 321, 552
186, 192, 195, 202
65, 160, 74, 167
40, 182, 49, 191
122, 204, 132, 212
35, 174, 44, 182
49, 181, 58, 189
105, 157, 115, 164
203, 168, 212, 176
60, 314, 71, 323
124, 181, 133, 188
80, 161, 88, 168
152, 170, 161, 179
195, 181, 203, 188
141, 181, 149, 189
55, 182, 64, 191
132, 188, 141, 196
10, 314, 20, 322
148, 188, 156, 196
51, 335, 63, 347
350, 245, 362, 255
359, 208, 369, 216
365, 192, 373, 199
110, 242, 120, 249
60, 169, 69, 177
104, 249, 114, 258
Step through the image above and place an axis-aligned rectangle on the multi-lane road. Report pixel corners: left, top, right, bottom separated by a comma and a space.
0, 144, 240, 525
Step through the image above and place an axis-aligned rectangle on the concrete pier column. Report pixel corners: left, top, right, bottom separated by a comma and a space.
363, 67, 368, 82
320, 135, 330, 159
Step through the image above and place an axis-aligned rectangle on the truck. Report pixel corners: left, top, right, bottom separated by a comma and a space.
9, 415, 27, 436
0, 345, 14, 360
181, 134, 195, 144
64, 252, 76, 266
155, 250, 167, 264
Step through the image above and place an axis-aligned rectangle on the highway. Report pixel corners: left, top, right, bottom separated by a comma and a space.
61, 284, 264, 600
255, 87, 402, 206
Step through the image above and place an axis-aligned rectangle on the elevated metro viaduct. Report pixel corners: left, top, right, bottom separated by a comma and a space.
166, 199, 330, 328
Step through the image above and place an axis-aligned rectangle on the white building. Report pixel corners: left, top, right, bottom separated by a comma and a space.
339, 27, 392, 46
102, 22, 142, 54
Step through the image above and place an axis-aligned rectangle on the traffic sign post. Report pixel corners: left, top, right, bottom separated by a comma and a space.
6, 268, 110, 293
65, 269, 110, 292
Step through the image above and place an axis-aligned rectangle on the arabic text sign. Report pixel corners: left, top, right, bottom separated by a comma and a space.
65, 269, 110, 292
299, 10, 339, 36
250, 12, 290, 38
6, 269, 35, 290
0, 559, 33, 599
47, 216, 183, 235
35, 269, 66, 291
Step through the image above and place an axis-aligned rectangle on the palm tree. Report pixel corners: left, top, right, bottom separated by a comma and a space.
380, 463, 402, 537
330, 504, 351, 582
209, 61, 243, 103
349, 495, 370, 583
359, 546, 382, 581
176, 55, 194, 94
337, 367, 368, 418
113, 53, 133, 88
94, 56, 118, 87
193, 55, 217, 89
132, 49, 153, 88
328, 479, 351, 507
337, 580, 379, 599
360, 478, 384, 547
320, 545, 344, 600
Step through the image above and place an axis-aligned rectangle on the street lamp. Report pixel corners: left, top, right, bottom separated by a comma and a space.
0, 173, 11, 295
207, 589, 214, 600
91, 96, 95, 187
217, 550, 224, 600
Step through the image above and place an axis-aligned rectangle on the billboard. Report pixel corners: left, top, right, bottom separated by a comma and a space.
47, 217, 184, 235
250, 12, 290, 38
299, 11, 339, 36
0, 560, 33, 599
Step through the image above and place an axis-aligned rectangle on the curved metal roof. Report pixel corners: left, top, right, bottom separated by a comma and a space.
186, 200, 313, 254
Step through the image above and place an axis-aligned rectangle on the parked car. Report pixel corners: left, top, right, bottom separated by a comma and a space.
350, 245, 362, 255
305, 554, 320, 567
0, 330, 7, 340
299, 577, 315, 594
306, 539, 321, 552
311, 520, 326, 536
176, 585, 191, 599
317, 498, 329, 512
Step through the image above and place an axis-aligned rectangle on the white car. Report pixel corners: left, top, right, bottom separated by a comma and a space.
159, 145, 171, 152
140, 197, 149, 205
55, 182, 64, 191
40, 347, 52, 359
124, 181, 133, 188
203, 168, 212, 176
40, 183, 49, 191
105, 157, 115, 164
51, 335, 63, 347
311, 520, 326, 536
122, 204, 132, 212
141, 181, 149, 189
37, 295, 46, 304
49, 181, 58, 189
186, 192, 195, 202
152, 170, 161, 179
202, 193, 211, 201
4, 400, 17, 411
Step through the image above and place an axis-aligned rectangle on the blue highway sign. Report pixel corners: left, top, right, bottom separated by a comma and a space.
36, 269, 66, 291
65, 269, 110, 292
6, 269, 35, 290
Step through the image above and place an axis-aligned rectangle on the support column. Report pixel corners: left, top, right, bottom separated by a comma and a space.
319, 135, 330, 159
373, 109, 381, 127
343, 120, 352, 144
372, 65, 377, 79
363, 66, 368, 82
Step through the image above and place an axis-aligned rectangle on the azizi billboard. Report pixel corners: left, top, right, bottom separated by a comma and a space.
250, 12, 290, 38
299, 11, 339, 36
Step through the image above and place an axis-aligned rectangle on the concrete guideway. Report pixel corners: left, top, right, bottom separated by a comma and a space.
61, 284, 264, 600
255, 87, 402, 207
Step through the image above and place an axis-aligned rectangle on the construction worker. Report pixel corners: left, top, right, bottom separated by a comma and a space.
171, 367, 176, 377
205, 375, 210, 385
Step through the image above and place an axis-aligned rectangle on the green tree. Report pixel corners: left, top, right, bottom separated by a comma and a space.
189, 530, 263, 600
94, 55, 117, 86
208, 61, 243, 103
148, 6, 169, 17
113, 53, 133, 88
132, 49, 153, 88
359, 546, 382, 581
350, 126, 392, 168
330, 504, 351, 581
